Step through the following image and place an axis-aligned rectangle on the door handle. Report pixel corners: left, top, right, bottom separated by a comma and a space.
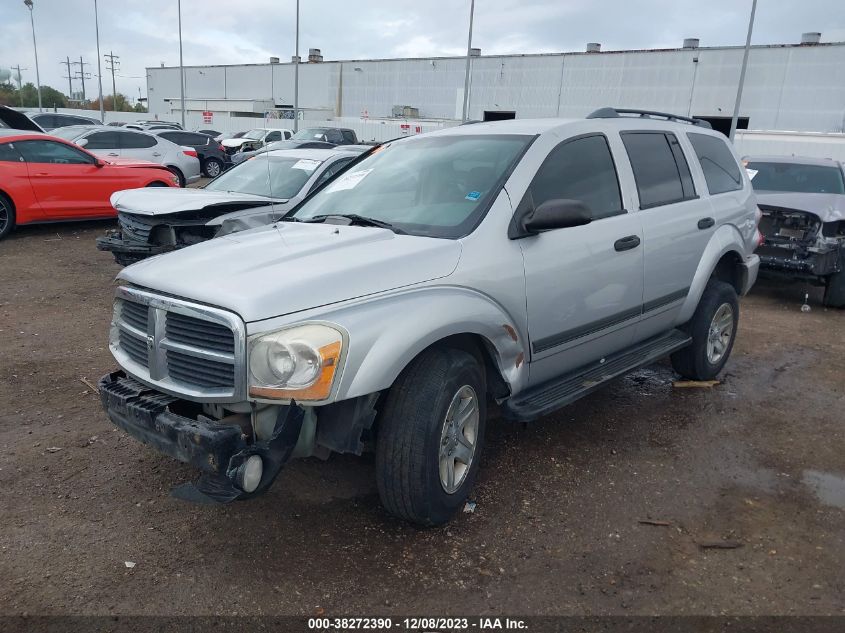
107, 153, 119, 157
698, 217, 715, 230
614, 235, 641, 252
152, 152, 161, 157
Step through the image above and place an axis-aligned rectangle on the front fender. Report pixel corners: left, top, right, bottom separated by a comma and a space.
291, 286, 529, 402
677, 223, 750, 323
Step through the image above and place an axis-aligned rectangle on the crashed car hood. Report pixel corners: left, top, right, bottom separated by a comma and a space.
221, 138, 251, 148
755, 192, 845, 223
119, 222, 462, 322
110, 188, 279, 217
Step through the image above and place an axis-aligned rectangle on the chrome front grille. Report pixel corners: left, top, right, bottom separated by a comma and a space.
110, 287, 246, 401
118, 213, 155, 245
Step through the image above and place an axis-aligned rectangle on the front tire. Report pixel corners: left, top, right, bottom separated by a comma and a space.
671, 280, 739, 380
0, 193, 15, 240
376, 347, 486, 526
168, 167, 186, 188
823, 253, 845, 308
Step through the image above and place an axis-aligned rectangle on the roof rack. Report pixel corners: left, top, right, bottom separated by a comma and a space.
586, 107, 712, 129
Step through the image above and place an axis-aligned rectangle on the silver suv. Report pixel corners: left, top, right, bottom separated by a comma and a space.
99, 108, 760, 525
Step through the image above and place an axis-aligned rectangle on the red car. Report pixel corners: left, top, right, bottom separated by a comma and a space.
0, 127, 178, 240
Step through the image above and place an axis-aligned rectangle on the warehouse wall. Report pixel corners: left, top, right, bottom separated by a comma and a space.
146, 43, 845, 133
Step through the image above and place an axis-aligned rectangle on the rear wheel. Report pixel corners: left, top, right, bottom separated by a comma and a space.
671, 280, 739, 380
203, 157, 223, 178
823, 254, 845, 308
168, 167, 185, 188
376, 347, 486, 526
0, 193, 15, 240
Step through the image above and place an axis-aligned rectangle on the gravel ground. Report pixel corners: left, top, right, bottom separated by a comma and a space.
0, 219, 843, 617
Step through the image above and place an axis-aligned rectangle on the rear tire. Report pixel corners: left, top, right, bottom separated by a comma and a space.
376, 347, 486, 526
0, 192, 15, 240
167, 167, 185, 188
823, 254, 845, 308
203, 157, 223, 178
671, 280, 739, 380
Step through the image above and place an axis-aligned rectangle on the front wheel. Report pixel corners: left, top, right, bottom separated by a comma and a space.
823, 254, 845, 308
376, 347, 486, 526
168, 167, 185, 188
671, 279, 739, 380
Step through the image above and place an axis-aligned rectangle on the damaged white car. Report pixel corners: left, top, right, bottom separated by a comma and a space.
746, 155, 845, 307
96, 147, 366, 265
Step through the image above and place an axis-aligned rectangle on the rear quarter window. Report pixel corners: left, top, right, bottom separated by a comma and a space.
687, 133, 743, 194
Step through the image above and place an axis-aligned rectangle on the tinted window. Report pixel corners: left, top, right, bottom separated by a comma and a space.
120, 131, 157, 149
622, 132, 698, 209
265, 130, 282, 142
83, 131, 121, 150
0, 142, 23, 162
688, 133, 742, 194
745, 161, 845, 195
32, 114, 57, 128
531, 135, 623, 220
16, 140, 94, 164
312, 157, 355, 189
160, 131, 204, 146
341, 130, 357, 144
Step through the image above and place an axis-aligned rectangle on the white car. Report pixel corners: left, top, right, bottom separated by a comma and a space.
53, 125, 201, 187
221, 128, 292, 155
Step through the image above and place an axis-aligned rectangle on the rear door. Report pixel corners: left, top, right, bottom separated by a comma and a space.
15, 139, 110, 218
118, 130, 162, 163
82, 130, 122, 159
619, 130, 707, 339
520, 133, 645, 386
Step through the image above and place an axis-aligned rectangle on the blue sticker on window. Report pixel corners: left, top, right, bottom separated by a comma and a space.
465, 191, 481, 201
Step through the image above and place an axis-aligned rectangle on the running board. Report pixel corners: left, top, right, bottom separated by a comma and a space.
502, 329, 691, 422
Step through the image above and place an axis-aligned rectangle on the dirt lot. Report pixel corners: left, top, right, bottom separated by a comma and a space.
1, 219, 843, 617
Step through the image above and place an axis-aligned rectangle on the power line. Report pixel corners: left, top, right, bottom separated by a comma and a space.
104, 50, 120, 110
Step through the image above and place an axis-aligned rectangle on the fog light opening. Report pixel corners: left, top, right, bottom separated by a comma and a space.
237, 455, 263, 493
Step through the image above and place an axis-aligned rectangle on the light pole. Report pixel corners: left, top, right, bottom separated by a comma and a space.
178, 0, 186, 128
293, 0, 300, 132
23, 0, 42, 112
729, 0, 757, 141
94, 0, 105, 121
461, 0, 475, 122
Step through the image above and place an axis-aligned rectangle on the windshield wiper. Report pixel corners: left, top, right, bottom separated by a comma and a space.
300, 214, 406, 234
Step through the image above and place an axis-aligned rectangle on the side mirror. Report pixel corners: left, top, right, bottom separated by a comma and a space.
76, 137, 89, 148
523, 199, 592, 233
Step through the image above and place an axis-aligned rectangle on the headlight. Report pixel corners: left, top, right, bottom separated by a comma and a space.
248, 324, 344, 401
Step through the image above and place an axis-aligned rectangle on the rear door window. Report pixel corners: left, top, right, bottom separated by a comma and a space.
83, 131, 121, 150
530, 134, 624, 220
341, 130, 357, 144
265, 130, 282, 142
120, 131, 158, 149
621, 131, 697, 209
687, 133, 743, 194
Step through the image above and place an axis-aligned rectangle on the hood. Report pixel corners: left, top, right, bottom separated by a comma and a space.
221, 137, 250, 148
110, 187, 278, 217
755, 192, 845, 223
119, 222, 462, 322
0, 106, 43, 132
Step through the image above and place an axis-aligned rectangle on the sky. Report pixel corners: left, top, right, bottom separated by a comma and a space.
1, 0, 843, 103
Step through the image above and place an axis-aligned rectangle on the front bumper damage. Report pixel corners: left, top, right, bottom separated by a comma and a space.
99, 371, 303, 503
96, 233, 172, 265
757, 205, 843, 281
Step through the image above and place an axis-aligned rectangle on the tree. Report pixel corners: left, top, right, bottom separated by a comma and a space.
133, 102, 147, 113
0, 83, 67, 109
88, 93, 137, 112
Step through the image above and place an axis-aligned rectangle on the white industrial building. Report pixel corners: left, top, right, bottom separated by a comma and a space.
146, 34, 845, 138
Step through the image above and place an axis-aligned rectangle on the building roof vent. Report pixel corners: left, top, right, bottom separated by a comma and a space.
586, 42, 601, 53
308, 48, 323, 62
683, 38, 700, 49
269, 56, 280, 64
469, 47, 481, 57
801, 32, 821, 45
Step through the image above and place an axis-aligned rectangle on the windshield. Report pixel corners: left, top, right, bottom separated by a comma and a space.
205, 154, 323, 198
290, 134, 532, 238
747, 161, 845, 195
243, 129, 266, 140
291, 128, 330, 141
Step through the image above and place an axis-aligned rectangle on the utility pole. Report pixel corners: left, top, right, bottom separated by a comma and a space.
730, 0, 757, 141
23, 0, 42, 111
94, 0, 105, 121
12, 65, 27, 107
61, 56, 73, 100
293, 0, 300, 132
461, 0, 476, 122
72, 56, 91, 102
177, 0, 185, 128
104, 50, 119, 110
